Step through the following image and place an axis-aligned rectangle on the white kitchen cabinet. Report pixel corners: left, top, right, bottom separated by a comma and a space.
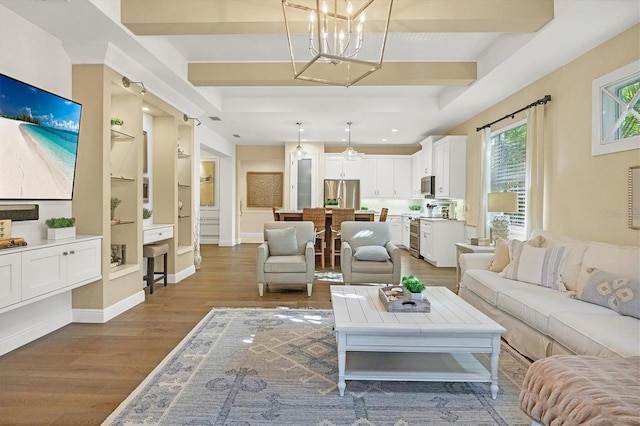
0, 252, 21, 309
387, 215, 403, 246
411, 152, 422, 197
361, 156, 412, 199
420, 219, 465, 267
433, 136, 467, 199
420, 135, 442, 178
22, 239, 101, 300
402, 216, 411, 249
325, 154, 360, 179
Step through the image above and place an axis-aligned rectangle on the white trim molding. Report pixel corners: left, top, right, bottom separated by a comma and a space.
73, 291, 145, 323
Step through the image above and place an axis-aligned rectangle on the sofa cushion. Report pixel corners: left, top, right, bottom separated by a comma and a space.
462, 269, 533, 306
580, 269, 640, 319
576, 242, 640, 294
547, 311, 640, 357
502, 240, 568, 290
351, 258, 393, 274
264, 255, 307, 273
266, 227, 298, 255
529, 229, 588, 292
353, 245, 390, 261
496, 286, 614, 333
489, 237, 510, 272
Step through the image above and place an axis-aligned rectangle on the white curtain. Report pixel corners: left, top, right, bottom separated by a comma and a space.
477, 127, 491, 238
525, 105, 546, 237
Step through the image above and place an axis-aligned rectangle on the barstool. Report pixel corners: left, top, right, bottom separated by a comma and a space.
143, 242, 169, 294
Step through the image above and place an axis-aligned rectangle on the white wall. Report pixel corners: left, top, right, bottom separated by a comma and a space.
0, 5, 73, 241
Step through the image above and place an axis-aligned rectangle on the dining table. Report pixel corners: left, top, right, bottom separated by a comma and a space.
275, 209, 375, 222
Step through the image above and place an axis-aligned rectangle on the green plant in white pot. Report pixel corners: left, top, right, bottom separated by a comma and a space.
143, 208, 153, 226
402, 275, 426, 300
46, 217, 76, 240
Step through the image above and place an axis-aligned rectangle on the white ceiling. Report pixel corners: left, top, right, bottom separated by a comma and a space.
2, 0, 639, 149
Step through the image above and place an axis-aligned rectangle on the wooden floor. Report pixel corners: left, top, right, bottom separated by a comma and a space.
0, 244, 456, 425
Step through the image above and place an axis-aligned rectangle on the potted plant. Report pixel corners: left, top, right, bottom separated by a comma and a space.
110, 117, 124, 131
143, 207, 153, 226
111, 197, 121, 221
402, 275, 426, 300
46, 217, 76, 240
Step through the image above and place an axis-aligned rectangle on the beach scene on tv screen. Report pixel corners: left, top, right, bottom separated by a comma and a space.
0, 74, 81, 200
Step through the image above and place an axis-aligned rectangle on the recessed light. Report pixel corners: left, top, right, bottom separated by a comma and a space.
340, 138, 346, 142
391, 129, 398, 132
382, 138, 387, 142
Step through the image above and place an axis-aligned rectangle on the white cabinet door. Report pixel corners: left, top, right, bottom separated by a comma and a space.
325, 155, 344, 179
411, 152, 422, 197
402, 217, 411, 248
420, 220, 434, 260
433, 141, 448, 197
325, 155, 361, 179
375, 158, 395, 198
393, 158, 412, 198
66, 239, 101, 285
359, 158, 377, 197
420, 136, 441, 177
388, 215, 402, 245
21, 246, 67, 300
0, 252, 21, 309
433, 136, 467, 199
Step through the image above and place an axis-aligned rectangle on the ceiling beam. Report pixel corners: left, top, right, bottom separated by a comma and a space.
122, 0, 554, 35
188, 62, 476, 86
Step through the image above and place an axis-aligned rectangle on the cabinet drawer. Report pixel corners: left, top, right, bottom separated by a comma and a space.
420, 220, 433, 233
144, 226, 174, 244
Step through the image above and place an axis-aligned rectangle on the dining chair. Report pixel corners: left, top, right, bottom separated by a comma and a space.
303, 207, 327, 268
379, 207, 388, 222
329, 208, 355, 269
272, 206, 281, 221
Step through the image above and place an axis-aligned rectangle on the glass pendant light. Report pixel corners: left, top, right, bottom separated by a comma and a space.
342, 122, 358, 160
294, 122, 307, 160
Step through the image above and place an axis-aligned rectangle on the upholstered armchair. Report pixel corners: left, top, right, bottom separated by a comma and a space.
256, 221, 315, 296
340, 221, 401, 285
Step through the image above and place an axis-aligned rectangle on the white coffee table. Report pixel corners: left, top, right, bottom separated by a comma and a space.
330, 285, 506, 398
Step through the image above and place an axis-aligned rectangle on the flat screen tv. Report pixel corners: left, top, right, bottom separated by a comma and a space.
0, 73, 82, 200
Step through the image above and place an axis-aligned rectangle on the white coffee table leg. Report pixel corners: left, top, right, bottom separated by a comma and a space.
336, 332, 346, 396
490, 334, 500, 399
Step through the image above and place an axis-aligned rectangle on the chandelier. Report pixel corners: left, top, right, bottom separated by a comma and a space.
342, 122, 358, 159
294, 122, 307, 159
282, 0, 394, 87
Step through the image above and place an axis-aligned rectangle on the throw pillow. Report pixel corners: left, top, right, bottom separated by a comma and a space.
265, 227, 298, 256
501, 239, 568, 290
489, 237, 510, 272
353, 245, 390, 261
580, 269, 640, 319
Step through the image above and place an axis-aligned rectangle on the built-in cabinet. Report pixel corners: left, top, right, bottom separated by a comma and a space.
420, 219, 465, 267
432, 136, 467, 199
72, 64, 194, 313
420, 136, 443, 178
411, 152, 422, 197
388, 215, 403, 246
361, 157, 412, 199
402, 216, 411, 248
325, 154, 360, 179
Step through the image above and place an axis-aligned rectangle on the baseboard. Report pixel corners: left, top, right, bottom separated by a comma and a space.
0, 309, 72, 356
240, 232, 263, 244
218, 238, 240, 246
72, 291, 145, 323
169, 265, 195, 283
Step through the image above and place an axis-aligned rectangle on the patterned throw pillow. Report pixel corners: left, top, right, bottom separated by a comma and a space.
266, 227, 298, 256
580, 269, 640, 319
501, 239, 568, 290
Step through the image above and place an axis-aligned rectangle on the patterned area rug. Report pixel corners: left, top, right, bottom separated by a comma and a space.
103, 309, 531, 425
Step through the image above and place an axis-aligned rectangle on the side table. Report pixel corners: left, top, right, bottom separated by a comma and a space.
455, 243, 496, 285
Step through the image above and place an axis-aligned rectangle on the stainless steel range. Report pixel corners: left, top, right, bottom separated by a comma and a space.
409, 217, 421, 259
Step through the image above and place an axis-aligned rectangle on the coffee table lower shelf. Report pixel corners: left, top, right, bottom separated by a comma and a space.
343, 351, 491, 384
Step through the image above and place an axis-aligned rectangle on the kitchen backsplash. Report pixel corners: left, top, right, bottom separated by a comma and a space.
359, 198, 465, 220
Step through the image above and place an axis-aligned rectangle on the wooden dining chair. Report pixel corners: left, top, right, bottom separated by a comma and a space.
303, 207, 327, 268
379, 207, 389, 222
329, 208, 355, 269
272, 206, 281, 221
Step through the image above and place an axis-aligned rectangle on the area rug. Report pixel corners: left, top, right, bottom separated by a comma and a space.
103, 309, 532, 425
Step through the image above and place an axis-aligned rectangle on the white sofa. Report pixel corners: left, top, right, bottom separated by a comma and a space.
459, 230, 640, 361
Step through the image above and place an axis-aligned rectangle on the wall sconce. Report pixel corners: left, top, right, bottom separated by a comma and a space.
183, 114, 201, 126
122, 77, 147, 95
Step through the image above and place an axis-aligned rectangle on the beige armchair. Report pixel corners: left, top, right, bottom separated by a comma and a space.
340, 221, 401, 285
256, 221, 315, 296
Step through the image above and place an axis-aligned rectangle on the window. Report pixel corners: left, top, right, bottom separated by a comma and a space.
490, 122, 527, 235
592, 60, 640, 156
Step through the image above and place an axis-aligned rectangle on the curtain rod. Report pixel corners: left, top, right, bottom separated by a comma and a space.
476, 94, 551, 132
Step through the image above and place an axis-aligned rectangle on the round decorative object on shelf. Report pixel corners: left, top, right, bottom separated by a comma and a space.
178, 200, 183, 211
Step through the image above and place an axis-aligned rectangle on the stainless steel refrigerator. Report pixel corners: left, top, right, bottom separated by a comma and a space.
324, 179, 360, 209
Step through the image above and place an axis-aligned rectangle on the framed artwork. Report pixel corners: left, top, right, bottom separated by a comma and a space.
629, 166, 639, 229
246, 172, 283, 208
110, 244, 126, 267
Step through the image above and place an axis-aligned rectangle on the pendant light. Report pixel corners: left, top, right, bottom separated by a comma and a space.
294, 122, 307, 160
342, 122, 358, 160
